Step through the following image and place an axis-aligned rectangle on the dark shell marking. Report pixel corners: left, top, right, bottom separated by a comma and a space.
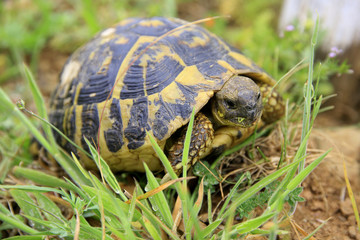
49, 17, 276, 172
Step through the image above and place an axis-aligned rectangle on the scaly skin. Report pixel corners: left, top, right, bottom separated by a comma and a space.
166, 112, 214, 175
260, 84, 285, 123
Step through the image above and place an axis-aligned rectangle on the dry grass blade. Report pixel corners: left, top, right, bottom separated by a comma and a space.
74, 208, 81, 240
195, 177, 205, 209
172, 196, 182, 232
125, 176, 195, 204
343, 159, 360, 230
290, 219, 317, 240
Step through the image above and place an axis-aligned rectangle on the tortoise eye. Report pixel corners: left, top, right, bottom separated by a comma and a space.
225, 99, 236, 109
257, 93, 261, 101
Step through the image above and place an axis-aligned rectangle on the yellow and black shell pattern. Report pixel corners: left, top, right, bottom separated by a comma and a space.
49, 17, 276, 172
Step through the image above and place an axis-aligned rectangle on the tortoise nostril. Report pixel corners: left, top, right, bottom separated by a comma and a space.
245, 102, 258, 111
247, 109, 257, 122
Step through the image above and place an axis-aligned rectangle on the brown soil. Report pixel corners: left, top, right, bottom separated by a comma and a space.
291, 123, 360, 240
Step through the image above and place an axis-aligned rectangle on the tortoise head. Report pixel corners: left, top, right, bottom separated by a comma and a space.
211, 75, 262, 127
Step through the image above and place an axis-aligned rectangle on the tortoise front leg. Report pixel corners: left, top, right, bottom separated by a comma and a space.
166, 112, 214, 175
203, 120, 264, 161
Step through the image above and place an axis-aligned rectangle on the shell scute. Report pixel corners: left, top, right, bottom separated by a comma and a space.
80, 104, 99, 152
124, 97, 150, 150
104, 98, 124, 153
120, 53, 185, 99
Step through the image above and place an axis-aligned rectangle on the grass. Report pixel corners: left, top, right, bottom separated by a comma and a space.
0, 1, 351, 239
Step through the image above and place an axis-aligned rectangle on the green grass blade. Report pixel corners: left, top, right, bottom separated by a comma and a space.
79, 224, 114, 240
302, 218, 329, 240
83, 138, 127, 200
1, 236, 45, 240
201, 219, 223, 238
32, 192, 67, 224
104, 226, 128, 240
22, 63, 55, 146
148, 132, 177, 180
299, 16, 319, 171
268, 129, 309, 206
127, 187, 137, 227
12, 166, 78, 193
287, 149, 330, 191
9, 190, 45, 231
250, 228, 289, 236
81, 185, 139, 239
269, 130, 311, 201
48, 152, 91, 187
0, 211, 39, 235
266, 149, 329, 215
310, 95, 322, 127
0, 202, 12, 214
217, 174, 246, 218
267, 173, 290, 207
182, 108, 195, 170
134, 200, 181, 240
233, 213, 275, 234
0, 155, 12, 183
143, 216, 162, 240
181, 108, 196, 239
70, 152, 93, 182
1, 185, 63, 194
144, 164, 174, 228
82, 185, 140, 222
274, 58, 307, 89
23, 214, 60, 230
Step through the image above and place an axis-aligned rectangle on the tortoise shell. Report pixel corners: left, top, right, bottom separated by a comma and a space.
49, 17, 277, 172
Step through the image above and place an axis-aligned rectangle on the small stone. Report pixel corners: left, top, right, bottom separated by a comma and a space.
301, 189, 312, 200
309, 182, 321, 194
347, 215, 356, 224
310, 200, 325, 211
330, 201, 340, 214
348, 225, 357, 238
340, 198, 354, 216
327, 187, 336, 194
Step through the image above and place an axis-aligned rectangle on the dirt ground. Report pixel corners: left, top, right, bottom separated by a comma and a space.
291, 119, 360, 240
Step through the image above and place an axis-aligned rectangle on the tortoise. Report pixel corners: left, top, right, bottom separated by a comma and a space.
49, 17, 284, 174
